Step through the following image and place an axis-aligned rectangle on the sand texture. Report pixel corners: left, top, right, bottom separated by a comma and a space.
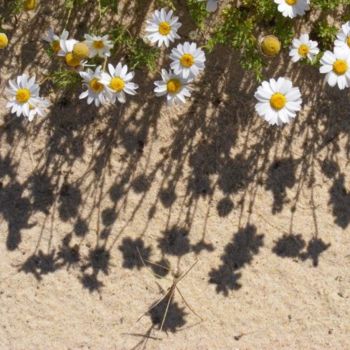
1, 1, 350, 349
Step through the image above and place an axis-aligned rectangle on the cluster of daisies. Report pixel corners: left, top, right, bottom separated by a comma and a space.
4, 29, 139, 114
3, 6, 209, 117
146, 8, 206, 104
255, 20, 350, 126
2, 1, 350, 128
43, 29, 139, 107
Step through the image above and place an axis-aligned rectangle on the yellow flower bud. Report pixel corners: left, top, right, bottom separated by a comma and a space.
261, 35, 281, 57
72, 42, 89, 60
0, 33, 9, 49
24, 0, 37, 11
65, 53, 81, 68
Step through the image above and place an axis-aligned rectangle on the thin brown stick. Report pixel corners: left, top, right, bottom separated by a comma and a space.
176, 259, 199, 284
136, 291, 168, 323
160, 286, 175, 332
176, 286, 203, 321
136, 248, 169, 280
137, 254, 202, 333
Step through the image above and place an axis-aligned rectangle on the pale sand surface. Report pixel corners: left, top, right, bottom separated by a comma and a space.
1, 1, 350, 349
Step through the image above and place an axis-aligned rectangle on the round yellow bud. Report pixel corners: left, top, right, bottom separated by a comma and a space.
260, 35, 281, 57
65, 53, 81, 68
24, 0, 37, 10
0, 33, 9, 49
72, 42, 89, 60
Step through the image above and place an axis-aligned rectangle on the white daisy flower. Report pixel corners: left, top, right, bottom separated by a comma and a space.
154, 69, 191, 105
27, 97, 51, 121
320, 48, 350, 90
57, 38, 84, 68
289, 34, 319, 63
254, 77, 302, 126
334, 21, 350, 52
5, 74, 41, 119
84, 34, 113, 58
170, 42, 206, 79
145, 8, 182, 48
197, 0, 218, 12
79, 66, 111, 107
43, 28, 69, 53
100, 63, 138, 104
274, 0, 310, 18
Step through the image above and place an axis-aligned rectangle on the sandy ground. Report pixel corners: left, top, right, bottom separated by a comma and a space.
1, 1, 350, 349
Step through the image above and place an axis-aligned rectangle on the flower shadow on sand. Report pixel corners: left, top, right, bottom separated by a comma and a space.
209, 224, 264, 296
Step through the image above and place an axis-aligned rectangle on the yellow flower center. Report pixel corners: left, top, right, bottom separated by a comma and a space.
261, 35, 281, 57
285, 0, 297, 5
159, 22, 171, 36
180, 53, 194, 68
298, 44, 309, 57
0, 33, 9, 49
73, 42, 89, 59
347, 36, 350, 48
167, 79, 181, 94
51, 40, 60, 53
109, 77, 125, 92
270, 93, 287, 111
89, 78, 104, 93
65, 52, 81, 67
16, 88, 31, 103
93, 40, 104, 49
24, 0, 36, 10
333, 59, 348, 75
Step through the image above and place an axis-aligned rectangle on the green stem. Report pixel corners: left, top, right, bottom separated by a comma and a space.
64, 6, 72, 29
98, 0, 102, 20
